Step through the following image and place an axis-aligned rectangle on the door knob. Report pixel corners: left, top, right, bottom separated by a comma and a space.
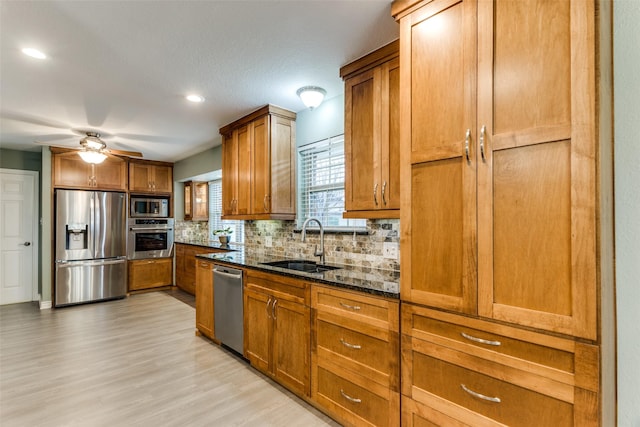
23, 242, 31, 246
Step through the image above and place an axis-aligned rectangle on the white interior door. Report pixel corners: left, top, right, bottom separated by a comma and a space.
0, 170, 38, 305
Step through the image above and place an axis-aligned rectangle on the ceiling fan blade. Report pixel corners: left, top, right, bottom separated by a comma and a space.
106, 148, 144, 158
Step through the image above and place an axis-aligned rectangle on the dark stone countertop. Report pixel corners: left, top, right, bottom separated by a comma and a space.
175, 239, 242, 251
194, 248, 400, 299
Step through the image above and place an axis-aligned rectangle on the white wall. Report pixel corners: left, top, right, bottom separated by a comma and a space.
614, 1, 640, 425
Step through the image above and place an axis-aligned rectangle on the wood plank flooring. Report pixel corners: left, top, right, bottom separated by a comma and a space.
0, 292, 340, 426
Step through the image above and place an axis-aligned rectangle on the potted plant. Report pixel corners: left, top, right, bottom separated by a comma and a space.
213, 227, 233, 245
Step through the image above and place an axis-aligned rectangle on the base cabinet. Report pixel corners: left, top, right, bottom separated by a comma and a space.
244, 270, 310, 398
195, 259, 215, 339
175, 244, 228, 295
401, 304, 599, 427
311, 285, 400, 427
127, 258, 173, 291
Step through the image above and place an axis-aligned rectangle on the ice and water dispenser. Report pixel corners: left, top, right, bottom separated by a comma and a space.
65, 224, 88, 250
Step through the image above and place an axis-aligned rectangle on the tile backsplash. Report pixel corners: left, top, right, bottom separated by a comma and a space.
176, 219, 400, 272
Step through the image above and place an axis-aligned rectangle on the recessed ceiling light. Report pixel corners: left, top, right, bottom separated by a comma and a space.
22, 47, 47, 60
186, 94, 205, 103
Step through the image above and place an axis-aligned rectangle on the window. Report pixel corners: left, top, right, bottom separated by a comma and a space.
297, 134, 366, 230
209, 179, 244, 243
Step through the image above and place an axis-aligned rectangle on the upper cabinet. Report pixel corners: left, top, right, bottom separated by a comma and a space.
129, 161, 173, 194
342, 41, 400, 219
52, 149, 127, 191
184, 181, 208, 221
395, 0, 603, 339
219, 105, 297, 220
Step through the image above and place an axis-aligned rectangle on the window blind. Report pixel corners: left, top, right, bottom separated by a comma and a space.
209, 179, 244, 243
297, 135, 366, 230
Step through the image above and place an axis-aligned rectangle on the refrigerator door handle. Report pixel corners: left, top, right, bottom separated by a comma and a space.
55, 258, 127, 268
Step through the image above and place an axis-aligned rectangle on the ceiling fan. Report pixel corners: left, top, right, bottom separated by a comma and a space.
37, 131, 144, 164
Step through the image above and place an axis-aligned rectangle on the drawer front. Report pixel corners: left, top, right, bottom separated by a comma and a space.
313, 285, 398, 331
317, 318, 397, 387
402, 304, 579, 385
316, 365, 397, 427
408, 344, 573, 427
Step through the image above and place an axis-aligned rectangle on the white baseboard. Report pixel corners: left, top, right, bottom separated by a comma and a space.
39, 300, 52, 310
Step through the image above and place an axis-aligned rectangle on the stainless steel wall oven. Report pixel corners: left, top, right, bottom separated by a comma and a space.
127, 218, 174, 259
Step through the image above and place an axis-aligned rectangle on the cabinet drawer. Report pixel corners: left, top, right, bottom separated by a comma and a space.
312, 285, 399, 332
316, 318, 398, 389
405, 337, 574, 427
401, 304, 601, 390
315, 363, 399, 427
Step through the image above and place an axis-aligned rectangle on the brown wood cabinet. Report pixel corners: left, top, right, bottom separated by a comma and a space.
184, 181, 208, 221
342, 40, 400, 219
219, 105, 297, 220
52, 149, 127, 191
195, 259, 215, 339
127, 258, 173, 291
244, 269, 310, 398
393, 0, 614, 424
311, 285, 400, 427
129, 161, 173, 194
175, 243, 228, 295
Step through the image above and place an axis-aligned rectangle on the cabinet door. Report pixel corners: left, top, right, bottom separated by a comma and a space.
184, 182, 193, 220
244, 287, 271, 374
129, 163, 153, 192
235, 125, 251, 215
476, 0, 596, 339
221, 134, 237, 216
270, 115, 296, 215
95, 157, 127, 191
195, 260, 214, 339
53, 152, 92, 188
252, 115, 270, 214
345, 68, 377, 212
152, 165, 173, 193
381, 57, 400, 210
128, 258, 172, 291
272, 298, 310, 396
175, 244, 186, 288
400, 0, 478, 314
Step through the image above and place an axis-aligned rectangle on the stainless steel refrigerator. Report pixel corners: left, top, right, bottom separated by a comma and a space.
55, 189, 127, 307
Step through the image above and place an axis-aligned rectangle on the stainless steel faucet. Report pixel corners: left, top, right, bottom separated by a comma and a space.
301, 218, 325, 265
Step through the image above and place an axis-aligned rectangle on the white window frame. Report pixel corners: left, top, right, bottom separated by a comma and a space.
209, 179, 244, 243
297, 134, 366, 231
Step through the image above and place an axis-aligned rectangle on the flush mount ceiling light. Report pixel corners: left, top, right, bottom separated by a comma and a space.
21, 47, 47, 60
297, 86, 327, 110
186, 94, 205, 103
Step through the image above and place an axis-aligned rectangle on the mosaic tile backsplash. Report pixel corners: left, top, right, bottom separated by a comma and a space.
175, 219, 400, 272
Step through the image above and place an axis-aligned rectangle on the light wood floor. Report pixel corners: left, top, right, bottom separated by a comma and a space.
0, 292, 340, 426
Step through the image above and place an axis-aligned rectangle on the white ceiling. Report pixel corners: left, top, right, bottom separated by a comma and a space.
0, 0, 398, 162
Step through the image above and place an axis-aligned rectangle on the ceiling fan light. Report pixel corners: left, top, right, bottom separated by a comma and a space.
296, 86, 326, 110
78, 150, 107, 164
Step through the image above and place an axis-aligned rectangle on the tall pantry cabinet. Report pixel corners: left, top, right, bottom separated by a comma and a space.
392, 0, 614, 425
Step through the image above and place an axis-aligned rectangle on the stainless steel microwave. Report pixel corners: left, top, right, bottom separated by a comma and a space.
130, 197, 169, 218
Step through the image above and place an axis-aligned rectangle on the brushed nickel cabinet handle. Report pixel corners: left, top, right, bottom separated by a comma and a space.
272, 299, 277, 320
340, 389, 362, 404
461, 384, 501, 403
340, 338, 362, 350
381, 181, 387, 205
373, 183, 379, 206
461, 332, 501, 346
465, 129, 471, 162
339, 302, 361, 311
266, 298, 272, 319
480, 125, 486, 161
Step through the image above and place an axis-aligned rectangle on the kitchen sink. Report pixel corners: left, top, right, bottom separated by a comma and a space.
260, 259, 341, 274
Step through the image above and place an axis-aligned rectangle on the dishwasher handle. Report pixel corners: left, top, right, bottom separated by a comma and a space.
213, 268, 243, 280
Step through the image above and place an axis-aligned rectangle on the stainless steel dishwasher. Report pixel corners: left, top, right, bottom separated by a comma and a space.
213, 265, 244, 355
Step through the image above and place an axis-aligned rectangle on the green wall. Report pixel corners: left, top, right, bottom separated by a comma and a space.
0, 148, 42, 171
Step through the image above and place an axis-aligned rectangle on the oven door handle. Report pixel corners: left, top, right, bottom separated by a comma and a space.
129, 227, 173, 231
